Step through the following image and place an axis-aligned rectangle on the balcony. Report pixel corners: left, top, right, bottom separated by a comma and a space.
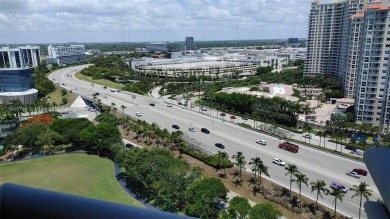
0, 183, 192, 219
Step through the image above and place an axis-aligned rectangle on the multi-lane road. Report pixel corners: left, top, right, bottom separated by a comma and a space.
50, 65, 381, 219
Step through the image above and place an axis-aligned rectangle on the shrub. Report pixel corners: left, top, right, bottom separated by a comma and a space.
249, 86, 260, 91
61, 89, 67, 96
62, 97, 68, 104
179, 145, 233, 168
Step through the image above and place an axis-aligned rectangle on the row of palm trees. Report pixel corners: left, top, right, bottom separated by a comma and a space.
217, 151, 372, 218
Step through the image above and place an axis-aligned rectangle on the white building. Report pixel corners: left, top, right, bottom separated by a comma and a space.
47, 45, 87, 66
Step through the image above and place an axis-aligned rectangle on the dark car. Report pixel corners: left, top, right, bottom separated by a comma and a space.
95, 92, 100, 95
103, 86, 107, 89
353, 168, 368, 176
201, 128, 210, 134
215, 143, 225, 149
125, 143, 134, 149
149, 103, 155, 106
172, 125, 180, 129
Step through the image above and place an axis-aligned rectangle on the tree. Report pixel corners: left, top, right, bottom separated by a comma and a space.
327, 188, 345, 216
217, 151, 229, 177
248, 203, 282, 219
293, 172, 309, 200
249, 157, 262, 180
185, 178, 228, 219
227, 196, 251, 219
232, 152, 246, 179
351, 182, 373, 219
310, 179, 329, 207
36, 127, 62, 154
285, 164, 299, 196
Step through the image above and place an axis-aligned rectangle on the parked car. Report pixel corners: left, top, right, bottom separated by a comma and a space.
346, 171, 360, 179
350, 150, 363, 156
330, 182, 348, 193
242, 117, 248, 120
272, 158, 286, 166
167, 103, 173, 107
201, 128, 210, 134
135, 112, 142, 117
110, 89, 115, 92
125, 143, 134, 149
352, 168, 367, 176
201, 107, 207, 111
256, 140, 266, 145
303, 133, 312, 139
172, 124, 180, 129
117, 90, 121, 92
188, 127, 196, 132
215, 143, 225, 149
95, 92, 100, 95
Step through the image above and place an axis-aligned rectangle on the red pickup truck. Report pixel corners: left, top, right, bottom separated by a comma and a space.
278, 141, 299, 153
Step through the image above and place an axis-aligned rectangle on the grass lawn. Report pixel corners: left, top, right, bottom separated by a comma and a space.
0, 154, 144, 208
46, 85, 78, 107
75, 72, 124, 90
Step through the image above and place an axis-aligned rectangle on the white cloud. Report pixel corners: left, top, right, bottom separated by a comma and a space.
0, 0, 310, 43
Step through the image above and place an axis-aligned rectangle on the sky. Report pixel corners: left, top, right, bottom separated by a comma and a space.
0, 0, 310, 44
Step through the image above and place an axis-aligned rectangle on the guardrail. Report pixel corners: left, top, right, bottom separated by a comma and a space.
0, 183, 193, 219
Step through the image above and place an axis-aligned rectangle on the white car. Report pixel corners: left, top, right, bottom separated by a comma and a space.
188, 127, 196, 132
273, 158, 286, 166
256, 140, 266, 145
135, 112, 142, 117
303, 133, 312, 139
167, 103, 173, 107
201, 107, 207, 111
346, 171, 360, 179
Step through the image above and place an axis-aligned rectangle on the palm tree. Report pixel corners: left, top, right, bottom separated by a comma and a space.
285, 164, 299, 196
120, 105, 127, 116
257, 162, 270, 186
249, 157, 262, 180
310, 179, 329, 207
327, 187, 345, 216
351, 182, 373, 219
294, 172, 309, 200
232, 152, 246, 178
216, 151, 229, 177
317, 131, 323, 147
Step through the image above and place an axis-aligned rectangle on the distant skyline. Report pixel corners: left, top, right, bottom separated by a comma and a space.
0, 0, 310, 44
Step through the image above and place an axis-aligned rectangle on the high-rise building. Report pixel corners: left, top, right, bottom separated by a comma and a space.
354, 1, 390, 132
47, 45, 86, 66
185, 37, 195, 50
0, 46, 40, 104
304, 0, 362, 81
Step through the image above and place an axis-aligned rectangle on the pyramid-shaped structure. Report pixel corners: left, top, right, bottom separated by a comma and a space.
70, 95, 88, 108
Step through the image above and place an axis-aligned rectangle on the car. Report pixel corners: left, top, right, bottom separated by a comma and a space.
149, 103, 155, 106
167, 103, 173, 107
303, 133, 312, 139
125, 143, 134, 149
201, 107, 207, 111
103, 86, 107, 89
201, 128, 210, 134
242, 117, 248, 120
172, 124, 180, 129
52, 78, 55, 81
215, 143, 225, 149
352, 168, 368, 176
272, 158, 285, 166
95, 92, 100, 95
104, 96, 108, 99
61, 83, 66, 86
188, 127, 196, 132
92, 93, 96, 97
178, 102, 182, 105
135, 112, 142, 117
256, 140, 266, 145
110, 89, 115, 92
330, 182, 348, 193
117, 90, 121, 92
346, 171, 360, 179
350, 150, 363, 156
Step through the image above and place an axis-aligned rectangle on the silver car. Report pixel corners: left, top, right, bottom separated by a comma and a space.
346, 171, 360, 179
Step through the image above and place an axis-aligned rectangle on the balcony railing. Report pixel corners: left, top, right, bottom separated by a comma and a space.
0, 183, 193, 219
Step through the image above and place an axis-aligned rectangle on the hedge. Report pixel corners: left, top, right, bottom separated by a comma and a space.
179, 145, 233, 168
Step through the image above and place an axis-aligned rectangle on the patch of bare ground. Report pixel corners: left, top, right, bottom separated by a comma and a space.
118, 126, 349, 219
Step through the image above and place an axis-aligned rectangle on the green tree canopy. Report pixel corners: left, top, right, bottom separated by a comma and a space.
248, 203, 282, 219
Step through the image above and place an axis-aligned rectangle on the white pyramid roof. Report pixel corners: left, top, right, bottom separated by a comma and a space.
70, 95, 88, 108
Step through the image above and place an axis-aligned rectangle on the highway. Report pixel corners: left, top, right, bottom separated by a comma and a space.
49, 65, 381, 219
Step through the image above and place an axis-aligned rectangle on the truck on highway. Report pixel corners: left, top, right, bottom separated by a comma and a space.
278, 141, 299, 153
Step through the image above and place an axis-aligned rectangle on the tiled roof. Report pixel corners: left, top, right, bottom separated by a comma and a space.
350, 13, 364, 18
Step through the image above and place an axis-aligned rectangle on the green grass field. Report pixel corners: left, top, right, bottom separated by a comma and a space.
46, 85, 78, 107
74, 72, 124, 90
0, 154, 143, 208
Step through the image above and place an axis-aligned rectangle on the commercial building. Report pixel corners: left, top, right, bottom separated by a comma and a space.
0, 46, 39, 104
354, 1, 390, 132
47, 45, 87, 66
185, 37, 195, 50
145, 43, 168, 53
288, 38, 298, 44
